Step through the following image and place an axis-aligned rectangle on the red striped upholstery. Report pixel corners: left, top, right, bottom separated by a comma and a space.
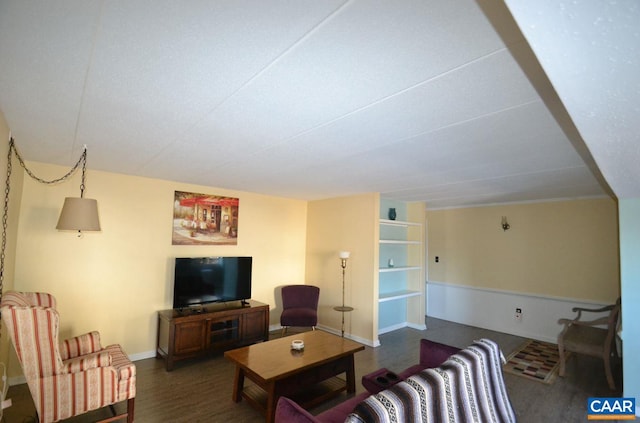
60, 331, 103, 360
0, 291, 135, 423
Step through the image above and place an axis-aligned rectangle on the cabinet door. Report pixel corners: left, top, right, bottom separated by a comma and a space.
174, 320, 207, 355
208, 317, 240, 349
242, 309, 267, 343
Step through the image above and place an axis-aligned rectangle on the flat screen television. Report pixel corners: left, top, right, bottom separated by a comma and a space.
173, 256, 252, 309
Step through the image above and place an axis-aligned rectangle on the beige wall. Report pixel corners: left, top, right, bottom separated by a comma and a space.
427, 198, 620, 302
306, 193, 379, 343
5, 140, 620, 376
11, 161, 307, 372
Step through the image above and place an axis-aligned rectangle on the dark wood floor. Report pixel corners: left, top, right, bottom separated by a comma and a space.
3, 317, 622, 423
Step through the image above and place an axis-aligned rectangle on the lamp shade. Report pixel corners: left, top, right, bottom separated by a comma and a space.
56, 197, 101, 231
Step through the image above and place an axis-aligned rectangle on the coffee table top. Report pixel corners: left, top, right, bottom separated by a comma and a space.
224, 330, 364, 382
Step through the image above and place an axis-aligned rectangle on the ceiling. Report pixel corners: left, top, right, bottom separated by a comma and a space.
0, 1, 635, 209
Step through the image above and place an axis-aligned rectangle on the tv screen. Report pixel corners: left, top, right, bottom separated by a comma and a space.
173, 256, 252, 309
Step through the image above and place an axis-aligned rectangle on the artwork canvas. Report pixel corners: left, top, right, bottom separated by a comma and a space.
172, 191, 239, 245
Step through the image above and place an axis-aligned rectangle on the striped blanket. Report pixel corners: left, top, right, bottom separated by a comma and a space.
345, 339, 516, 423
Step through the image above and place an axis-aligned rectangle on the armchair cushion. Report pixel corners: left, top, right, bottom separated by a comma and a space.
62, 351, 112, 373
281, 308, 318, 326
60, 331, 103, 360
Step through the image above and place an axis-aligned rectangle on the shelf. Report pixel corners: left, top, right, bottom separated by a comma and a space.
378, 290, 422, 303
377, 205, 424, 337
211, 327, 235, 336
380, 219, 422, 227
379, 239, 421, 245
379, 266, 421, 273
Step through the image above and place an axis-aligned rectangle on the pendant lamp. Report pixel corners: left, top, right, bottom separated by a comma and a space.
55, 146, 101, 233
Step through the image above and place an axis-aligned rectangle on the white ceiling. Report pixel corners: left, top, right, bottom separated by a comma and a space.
503, 0, 640, 201
0, 0, 635, 209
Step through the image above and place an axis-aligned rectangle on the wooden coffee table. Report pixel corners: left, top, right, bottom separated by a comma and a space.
224, 330, 364, 423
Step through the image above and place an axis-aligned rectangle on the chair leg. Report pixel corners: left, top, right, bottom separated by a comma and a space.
96, 399, 134, 423
312, 326, 316, 331
281, 326, 287, 336
127, 398, 135, 423
604, 354, 615, 390
558, 342, 566, 377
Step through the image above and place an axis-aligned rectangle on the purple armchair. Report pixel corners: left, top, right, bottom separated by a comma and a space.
280, 285, 320, 335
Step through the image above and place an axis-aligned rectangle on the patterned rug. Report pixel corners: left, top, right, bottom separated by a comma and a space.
503, 339, 569, 384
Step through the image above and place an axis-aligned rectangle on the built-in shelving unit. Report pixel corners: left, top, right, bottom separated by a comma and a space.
379, 290, 422, 302
379, 266, 421, 273
379, 219, 420, 227
377, 207, 425, 335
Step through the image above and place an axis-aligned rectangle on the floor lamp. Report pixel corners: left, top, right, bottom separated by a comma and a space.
333, 251, 353, 337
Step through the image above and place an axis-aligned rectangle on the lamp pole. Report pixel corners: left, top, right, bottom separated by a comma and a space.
333, 252, 353, 337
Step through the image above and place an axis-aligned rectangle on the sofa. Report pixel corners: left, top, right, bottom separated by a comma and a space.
275, 338, 462, 423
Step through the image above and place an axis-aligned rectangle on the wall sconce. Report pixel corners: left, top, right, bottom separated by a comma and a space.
501, 216, 510, 231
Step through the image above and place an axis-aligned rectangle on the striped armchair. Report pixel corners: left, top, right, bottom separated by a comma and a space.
0, 291, 136, 423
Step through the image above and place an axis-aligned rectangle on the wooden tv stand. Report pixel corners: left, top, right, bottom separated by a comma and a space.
156, 300, 269, 371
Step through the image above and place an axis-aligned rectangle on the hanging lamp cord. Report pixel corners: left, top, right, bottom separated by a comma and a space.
0, 138, 87, 303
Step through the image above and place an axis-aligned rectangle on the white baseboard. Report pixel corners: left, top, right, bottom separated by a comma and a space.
129, 350, 157, 361
379, 322, 408, 335
427, 281, 609, 343
269, 323, 283, 333
379, 322, 425, 336
316, 324, 379, 347
8, 376, 26, 386
407, 322, 427, 331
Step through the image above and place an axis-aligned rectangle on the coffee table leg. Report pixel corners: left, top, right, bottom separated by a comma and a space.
266, 383, 277, 423
346, 354, 356, 393
232, 366, 245, 402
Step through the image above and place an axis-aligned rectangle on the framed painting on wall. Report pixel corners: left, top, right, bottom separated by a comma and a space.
172, 190, 239, 245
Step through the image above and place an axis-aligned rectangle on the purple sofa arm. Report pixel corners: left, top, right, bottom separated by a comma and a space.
275, 393, 370, 423
398, 339, 461, 379
315, 393, 370, 423
419, 339, 461, 368
275, 397, 320, 423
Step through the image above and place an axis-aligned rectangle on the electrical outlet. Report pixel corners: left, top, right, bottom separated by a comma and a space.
515, 308, 522, 321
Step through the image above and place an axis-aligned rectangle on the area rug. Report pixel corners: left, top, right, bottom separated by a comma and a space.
503, 339, 568, 384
